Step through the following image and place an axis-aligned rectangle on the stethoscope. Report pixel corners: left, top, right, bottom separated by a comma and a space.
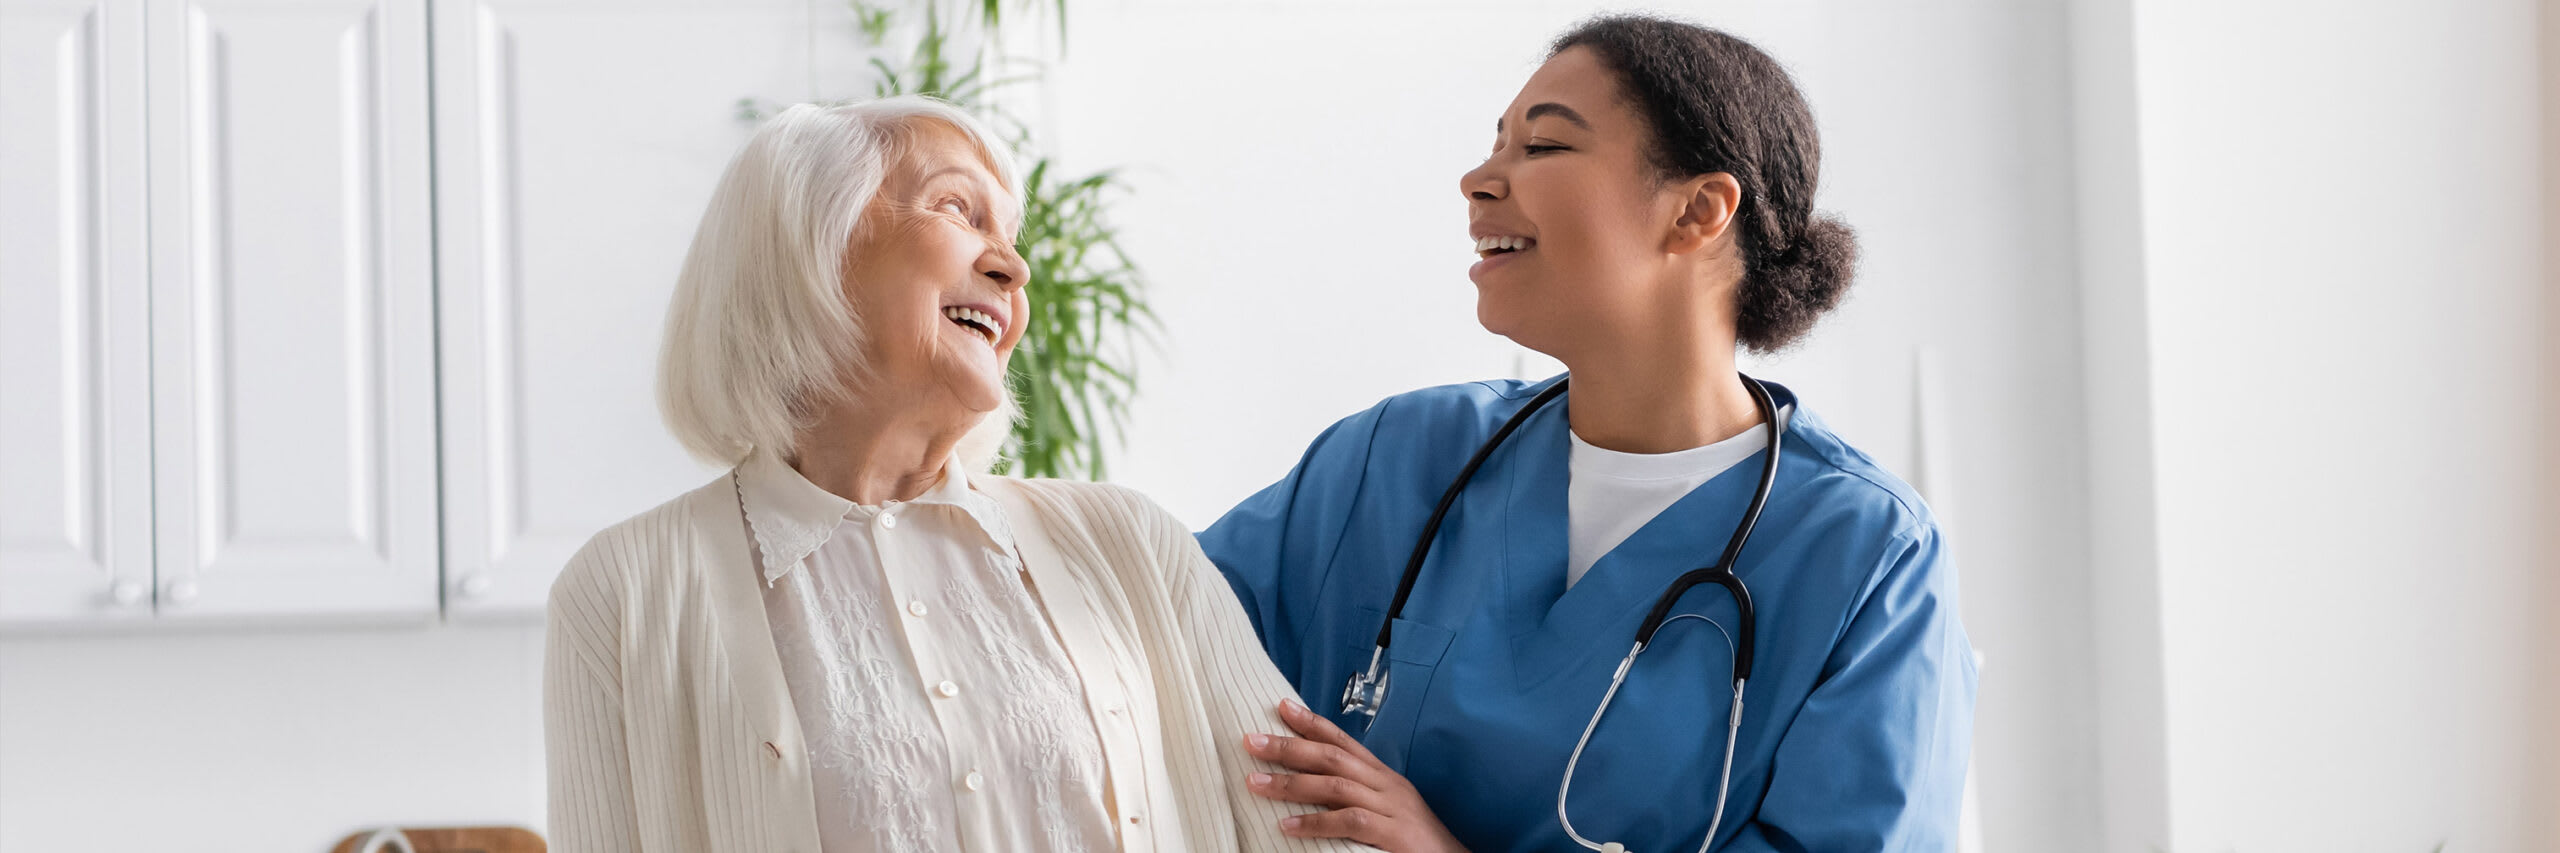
1338, 374, 1783, 853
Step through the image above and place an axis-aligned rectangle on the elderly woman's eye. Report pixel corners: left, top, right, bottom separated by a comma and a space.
937, 197, 969, 217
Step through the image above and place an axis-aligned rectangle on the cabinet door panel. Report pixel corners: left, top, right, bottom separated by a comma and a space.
433, 0, 815, 616
0, 0, 154, 626
147, 0, 437, 620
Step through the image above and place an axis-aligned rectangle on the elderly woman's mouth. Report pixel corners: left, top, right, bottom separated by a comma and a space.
943, 306, 1002, 344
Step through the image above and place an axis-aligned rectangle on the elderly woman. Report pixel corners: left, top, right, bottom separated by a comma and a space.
543, 96, 1366, 853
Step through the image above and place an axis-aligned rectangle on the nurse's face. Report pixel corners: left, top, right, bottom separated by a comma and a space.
1458, 47, 1738, 362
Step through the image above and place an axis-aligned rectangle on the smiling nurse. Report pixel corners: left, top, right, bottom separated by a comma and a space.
1200, 15, 1979, 853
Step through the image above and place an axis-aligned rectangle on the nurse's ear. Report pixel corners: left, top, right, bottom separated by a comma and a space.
1664, 171, 1744, 259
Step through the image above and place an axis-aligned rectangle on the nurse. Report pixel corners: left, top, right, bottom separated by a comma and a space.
1202, 14, 1977, 853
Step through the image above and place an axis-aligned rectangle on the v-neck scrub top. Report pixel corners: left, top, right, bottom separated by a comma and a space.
1198, 376, 1977, 853
1565, 405, 1791, 588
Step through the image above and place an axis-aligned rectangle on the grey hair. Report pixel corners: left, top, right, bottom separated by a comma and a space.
657, 96, 1023, 471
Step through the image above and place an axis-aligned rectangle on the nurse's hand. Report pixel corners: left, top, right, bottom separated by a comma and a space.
1244, 699, 1469, 853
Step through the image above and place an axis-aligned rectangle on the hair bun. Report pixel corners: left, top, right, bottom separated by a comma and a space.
1737, 213, 1858, 353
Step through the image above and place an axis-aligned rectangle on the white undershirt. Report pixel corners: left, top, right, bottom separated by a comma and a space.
1565, 405, 1792, 588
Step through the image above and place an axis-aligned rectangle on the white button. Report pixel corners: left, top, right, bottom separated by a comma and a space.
1128, 814, 1144, 826
963, 771, 985, 791
1107, 703, 1126, 716
936, 680, 961, 698
878, 511, 899, 530
907, 600, 929, 617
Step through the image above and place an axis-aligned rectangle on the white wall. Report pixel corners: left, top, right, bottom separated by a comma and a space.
2085, 0, 2556, 850
2543, 0, 2560, 845
2068, 0, 2176, 849
0, 625, 545, 852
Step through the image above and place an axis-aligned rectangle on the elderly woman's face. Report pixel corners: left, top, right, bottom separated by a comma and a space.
841, 121, 1028, 420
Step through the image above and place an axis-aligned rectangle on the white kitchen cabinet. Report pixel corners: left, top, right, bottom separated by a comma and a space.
429, 0, 816, 616
144, 0, 441, 621
0, 0, 156, 625
4, 0, 830, 626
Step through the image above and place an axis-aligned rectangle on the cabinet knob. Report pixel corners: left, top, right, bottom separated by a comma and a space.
109, 579, 147, 607
458, 574, 492, 600
165, 578, 199, 604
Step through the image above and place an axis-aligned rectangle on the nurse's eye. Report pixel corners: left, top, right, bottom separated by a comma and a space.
1524, 143, 1570, 156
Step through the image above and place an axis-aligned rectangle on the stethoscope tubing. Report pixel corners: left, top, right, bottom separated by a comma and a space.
1343, 373, 1785, 853
1373, 379, 1573, 652
1358, 374, 1779, 677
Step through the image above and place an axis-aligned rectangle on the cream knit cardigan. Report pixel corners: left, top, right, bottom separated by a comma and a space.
544, 470, 1375, 853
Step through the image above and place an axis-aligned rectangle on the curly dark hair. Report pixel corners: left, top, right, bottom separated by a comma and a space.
1553, 14, 1858, 353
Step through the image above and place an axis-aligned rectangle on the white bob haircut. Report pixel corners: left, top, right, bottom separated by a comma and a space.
658, 96, 1024, 471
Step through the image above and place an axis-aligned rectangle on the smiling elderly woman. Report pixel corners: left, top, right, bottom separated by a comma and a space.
543, 97, 1368, 853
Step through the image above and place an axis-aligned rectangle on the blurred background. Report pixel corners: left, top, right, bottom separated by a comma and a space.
0, 0, 2552, 850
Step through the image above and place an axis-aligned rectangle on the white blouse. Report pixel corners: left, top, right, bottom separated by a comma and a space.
740, 451, 1117, 852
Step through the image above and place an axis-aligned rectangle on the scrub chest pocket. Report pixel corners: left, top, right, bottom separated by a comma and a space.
1347, 605, 1455, 771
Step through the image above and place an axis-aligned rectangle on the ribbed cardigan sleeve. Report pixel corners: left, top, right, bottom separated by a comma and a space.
1154, 509, 1383, 853
544, 541, 644, 853
1037, 482, 1380, 853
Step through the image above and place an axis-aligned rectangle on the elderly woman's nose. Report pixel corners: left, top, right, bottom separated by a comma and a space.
977, 241, 1029, 290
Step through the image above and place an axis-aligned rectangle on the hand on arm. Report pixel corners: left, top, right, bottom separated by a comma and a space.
1144, 492, 1387, 853
1242, 700, 1468, 853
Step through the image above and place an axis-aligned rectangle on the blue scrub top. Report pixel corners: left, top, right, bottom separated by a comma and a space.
1198, 376, 1977, 853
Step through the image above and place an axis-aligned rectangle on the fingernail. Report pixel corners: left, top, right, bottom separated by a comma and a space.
1247, 734, 1268, 749
1281, 816, 1302, 831
1282, 699, 1304, 715
1249, 772, 1272, 786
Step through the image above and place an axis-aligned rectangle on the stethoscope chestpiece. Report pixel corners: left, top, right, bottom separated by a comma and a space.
1340, 645, 1391, 720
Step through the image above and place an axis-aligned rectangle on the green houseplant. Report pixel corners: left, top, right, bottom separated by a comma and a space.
745, 0, 1154, 480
